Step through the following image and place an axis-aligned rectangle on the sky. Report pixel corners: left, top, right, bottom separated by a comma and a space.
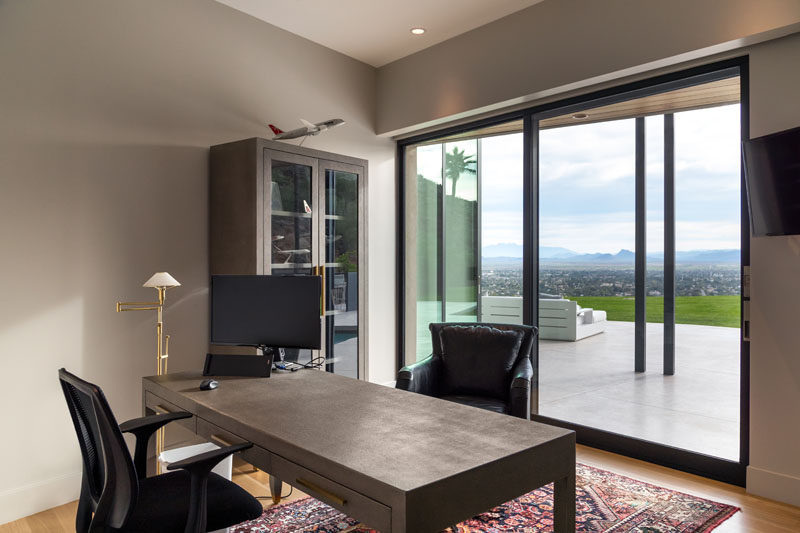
414, 103, 742, 254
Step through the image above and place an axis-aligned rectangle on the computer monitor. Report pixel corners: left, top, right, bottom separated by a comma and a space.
210, 275, 322, 351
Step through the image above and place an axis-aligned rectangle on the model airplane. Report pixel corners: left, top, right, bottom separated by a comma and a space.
269, 118, 345, 140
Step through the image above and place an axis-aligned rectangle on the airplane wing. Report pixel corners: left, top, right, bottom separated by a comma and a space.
300, 118, 316, 128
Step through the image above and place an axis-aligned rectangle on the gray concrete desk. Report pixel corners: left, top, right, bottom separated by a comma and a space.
143, 371, 575, 532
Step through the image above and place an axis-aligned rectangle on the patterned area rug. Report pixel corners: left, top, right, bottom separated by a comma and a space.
230, 463, 738, 532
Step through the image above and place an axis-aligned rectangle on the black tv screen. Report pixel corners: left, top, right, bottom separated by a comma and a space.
743, 125, 800, 236
211, 275, 321, 349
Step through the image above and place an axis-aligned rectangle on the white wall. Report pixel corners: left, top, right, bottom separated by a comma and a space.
0, 0, 394, 524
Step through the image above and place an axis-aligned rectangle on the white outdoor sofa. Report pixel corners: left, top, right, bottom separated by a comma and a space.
538, 298, 607, 341
481, 296, 607, 341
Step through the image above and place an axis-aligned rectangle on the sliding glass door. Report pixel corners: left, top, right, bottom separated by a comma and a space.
403, 122, 524, 364
533, 72, 745, 469
400, 59, 749, 485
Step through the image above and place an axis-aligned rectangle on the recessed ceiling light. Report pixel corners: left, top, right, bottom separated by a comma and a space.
410, 27, 426, 35
572, 113, 588, 120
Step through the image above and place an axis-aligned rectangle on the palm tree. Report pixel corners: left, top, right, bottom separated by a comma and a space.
445, 146, 477, 196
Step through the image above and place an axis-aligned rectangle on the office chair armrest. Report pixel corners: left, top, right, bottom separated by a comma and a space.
120, 412, 193, 479
509, 358, 533, 420
396, 354, 440, 396
167, 442, 254, 533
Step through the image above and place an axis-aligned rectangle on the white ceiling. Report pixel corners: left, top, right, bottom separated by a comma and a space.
216, 0, 544, 67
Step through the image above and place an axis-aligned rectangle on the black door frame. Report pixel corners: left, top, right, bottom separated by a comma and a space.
397, 56, 750, 486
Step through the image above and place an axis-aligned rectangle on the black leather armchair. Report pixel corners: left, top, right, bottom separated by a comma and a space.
396, 323, 537, 419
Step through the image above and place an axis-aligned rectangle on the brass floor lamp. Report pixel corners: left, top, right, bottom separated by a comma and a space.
117, 271, 181, 471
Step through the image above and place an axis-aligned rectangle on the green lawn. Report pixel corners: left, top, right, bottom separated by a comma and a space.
569, 295, 740, 328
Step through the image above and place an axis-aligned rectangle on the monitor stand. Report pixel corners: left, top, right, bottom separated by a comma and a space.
261, 345, 293, 371
260, 345, 284, 361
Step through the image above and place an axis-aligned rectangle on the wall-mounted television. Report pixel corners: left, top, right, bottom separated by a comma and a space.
743, 125, 800, 237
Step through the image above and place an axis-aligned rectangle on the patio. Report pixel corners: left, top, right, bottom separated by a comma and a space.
539, 320, 740, 461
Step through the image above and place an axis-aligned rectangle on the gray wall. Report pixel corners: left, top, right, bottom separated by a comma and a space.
377, 0, 800, 136
0, 0, 394, 523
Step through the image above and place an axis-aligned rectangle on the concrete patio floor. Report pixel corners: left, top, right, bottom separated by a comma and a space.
539, 320, 741, 461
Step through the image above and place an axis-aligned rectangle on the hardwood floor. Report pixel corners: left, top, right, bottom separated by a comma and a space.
3, 446, 799, 532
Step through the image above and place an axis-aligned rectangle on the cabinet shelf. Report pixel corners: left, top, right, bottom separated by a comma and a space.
272, 210, 312, 219
271, 262, 314, 269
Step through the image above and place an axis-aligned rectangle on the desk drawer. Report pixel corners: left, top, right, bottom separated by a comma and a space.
196, 418, 271, 473
272, 454, 391, 532
144, 392, 195, 433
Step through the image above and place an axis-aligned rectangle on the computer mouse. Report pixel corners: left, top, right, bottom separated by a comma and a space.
199, 379, 218, 391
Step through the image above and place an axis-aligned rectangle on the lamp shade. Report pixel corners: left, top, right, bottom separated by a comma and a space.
143, 272, 181, 288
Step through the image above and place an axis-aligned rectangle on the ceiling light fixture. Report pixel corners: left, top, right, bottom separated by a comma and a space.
410, 27, 426, 35
572, 113, 588, 120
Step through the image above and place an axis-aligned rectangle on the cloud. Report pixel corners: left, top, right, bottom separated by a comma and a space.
539, 212, 740, 253
481, 211, 523, 247
408, 104, 742, 254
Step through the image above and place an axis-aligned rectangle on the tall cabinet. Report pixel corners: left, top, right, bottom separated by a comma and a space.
210, 138, 368, 379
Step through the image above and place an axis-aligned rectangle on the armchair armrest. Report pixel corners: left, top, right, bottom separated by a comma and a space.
167, 442, 253, 533
509, 357, 533, 420
396, 354, 441, 397
120, 412, 193, 479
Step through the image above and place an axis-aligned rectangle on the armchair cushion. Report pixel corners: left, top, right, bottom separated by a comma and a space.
440, 395, 508, 414
438, 325, 524, 400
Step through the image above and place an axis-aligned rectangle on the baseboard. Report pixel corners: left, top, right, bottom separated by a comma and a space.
747, 465, 800, 507
0, 471, 82, 526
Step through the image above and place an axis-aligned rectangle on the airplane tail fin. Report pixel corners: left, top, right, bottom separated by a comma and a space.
268, 124, 284, 135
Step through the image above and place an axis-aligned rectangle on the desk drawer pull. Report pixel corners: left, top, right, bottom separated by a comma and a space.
295, 478, 347, 507
154, 404, 175, 415
210, 434, 234, 447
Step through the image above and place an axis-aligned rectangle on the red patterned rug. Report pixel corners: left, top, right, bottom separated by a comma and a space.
231, 463, 738, 532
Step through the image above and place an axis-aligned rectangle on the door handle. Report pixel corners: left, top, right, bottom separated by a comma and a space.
313, 265, 325, 315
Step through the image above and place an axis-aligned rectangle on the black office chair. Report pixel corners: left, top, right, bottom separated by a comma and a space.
58, 368, 263, 533
396, 323, 537, 419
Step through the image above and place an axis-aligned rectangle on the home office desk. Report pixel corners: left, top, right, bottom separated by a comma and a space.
143, 371, 575, 532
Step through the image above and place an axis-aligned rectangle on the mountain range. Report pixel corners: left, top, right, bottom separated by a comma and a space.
482, 243, 739, 264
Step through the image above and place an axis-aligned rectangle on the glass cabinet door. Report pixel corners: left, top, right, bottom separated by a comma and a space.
319, 160, 363, 378
265, 150, 319, 366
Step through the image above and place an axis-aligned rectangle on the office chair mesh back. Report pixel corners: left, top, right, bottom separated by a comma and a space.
59, 369, 138, 529
62, 380, 105, 496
